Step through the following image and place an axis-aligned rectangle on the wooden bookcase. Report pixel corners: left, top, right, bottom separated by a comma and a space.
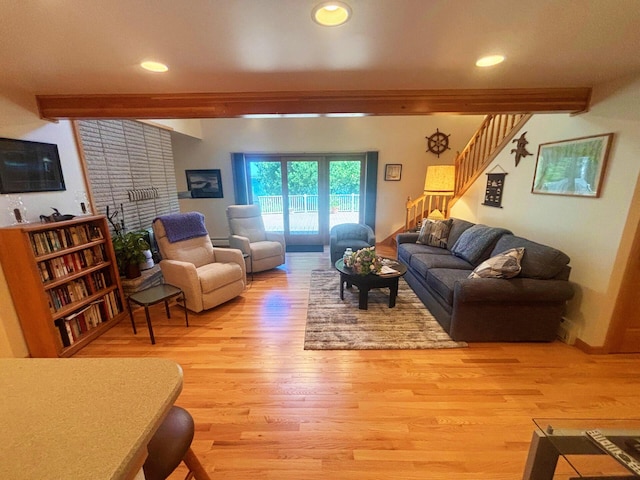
0, 215, 126, 357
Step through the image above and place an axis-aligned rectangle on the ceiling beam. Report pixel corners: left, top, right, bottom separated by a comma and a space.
36, 88, 592, 120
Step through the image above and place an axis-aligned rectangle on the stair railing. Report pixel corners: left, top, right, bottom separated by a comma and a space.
405, 113, 532, 231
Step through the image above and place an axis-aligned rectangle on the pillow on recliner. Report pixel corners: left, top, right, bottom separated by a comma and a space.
468, 247, 525, 279
416, 219, 453, 248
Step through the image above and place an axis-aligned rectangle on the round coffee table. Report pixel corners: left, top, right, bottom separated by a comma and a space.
335, 258, 407, 310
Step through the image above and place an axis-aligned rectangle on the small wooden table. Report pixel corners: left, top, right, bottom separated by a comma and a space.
335, 258, 407, 310
127, 283, 188, 344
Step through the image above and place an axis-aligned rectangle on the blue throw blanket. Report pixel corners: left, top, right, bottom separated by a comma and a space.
155, 212, 208, 243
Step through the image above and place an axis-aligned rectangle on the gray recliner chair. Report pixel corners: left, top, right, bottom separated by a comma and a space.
226, 204, 286, 273
330, 223, 376, 265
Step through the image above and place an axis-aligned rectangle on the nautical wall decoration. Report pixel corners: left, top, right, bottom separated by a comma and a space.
511, 132, 532, 167
426, 129, 451, 157
482, 167, 507, 208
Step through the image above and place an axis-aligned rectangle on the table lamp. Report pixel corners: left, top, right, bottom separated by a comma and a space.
423, 165, 455, 219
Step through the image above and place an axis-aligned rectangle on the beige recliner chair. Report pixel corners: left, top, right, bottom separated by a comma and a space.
226, 204, 286, 273
153, 212, 246, 313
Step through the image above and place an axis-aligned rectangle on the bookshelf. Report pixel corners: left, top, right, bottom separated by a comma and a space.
0, 215, 126, 357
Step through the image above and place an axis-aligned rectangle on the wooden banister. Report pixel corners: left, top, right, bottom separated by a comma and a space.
452, 113, 532, 203
405, 113, 532, 231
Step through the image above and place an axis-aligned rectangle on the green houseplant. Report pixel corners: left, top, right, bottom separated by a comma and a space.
112, 230, 150, 279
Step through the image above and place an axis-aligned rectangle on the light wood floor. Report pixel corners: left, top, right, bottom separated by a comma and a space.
77, 247, 640, 480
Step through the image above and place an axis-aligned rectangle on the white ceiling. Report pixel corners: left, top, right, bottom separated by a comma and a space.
2, 0, 640, 96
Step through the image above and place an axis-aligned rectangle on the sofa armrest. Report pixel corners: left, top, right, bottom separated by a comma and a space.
229, 235, 250, 254
212, 247, 247, 279
265, 231, 286, 249
158, 259, 203, 312
454, 278, 574, 303
396, 232, 419, 244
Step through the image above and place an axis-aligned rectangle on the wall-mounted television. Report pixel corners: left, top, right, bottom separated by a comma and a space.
0, 137, 66, 194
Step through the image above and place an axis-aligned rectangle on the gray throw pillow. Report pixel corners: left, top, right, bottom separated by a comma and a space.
416, 219, 453, 248
468, 247, 525, 279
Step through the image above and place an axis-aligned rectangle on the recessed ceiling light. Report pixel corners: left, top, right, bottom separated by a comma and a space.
475, 55, 505, 67
140, 61, 169, 73
312, 2, 352, 27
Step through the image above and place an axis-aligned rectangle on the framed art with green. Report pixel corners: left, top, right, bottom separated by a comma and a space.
531, 133, 613, 198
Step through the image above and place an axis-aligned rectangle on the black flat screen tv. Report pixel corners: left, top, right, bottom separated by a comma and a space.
0, 137, 66, 194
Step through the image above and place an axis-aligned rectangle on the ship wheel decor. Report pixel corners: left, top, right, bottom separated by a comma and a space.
426, 129, 451, 157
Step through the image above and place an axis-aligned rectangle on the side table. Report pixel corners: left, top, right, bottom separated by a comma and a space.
127, 283, 188, 345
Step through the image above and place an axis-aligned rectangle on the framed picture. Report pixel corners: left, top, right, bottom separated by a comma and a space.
185, 169, 223, 198
384, 164, 402, 181
531, 133, 613, 197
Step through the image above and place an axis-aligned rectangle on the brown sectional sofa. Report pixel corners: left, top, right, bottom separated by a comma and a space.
396, 218, 575, 342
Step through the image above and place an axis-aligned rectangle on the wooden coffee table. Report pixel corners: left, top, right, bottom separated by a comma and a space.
335, 258, 407, 310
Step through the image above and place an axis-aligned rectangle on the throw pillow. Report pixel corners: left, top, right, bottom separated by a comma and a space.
468, 247, 525, 279
417, 219, 453, 248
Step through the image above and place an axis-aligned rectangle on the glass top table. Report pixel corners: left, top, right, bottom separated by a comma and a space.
523, 418, 640, 479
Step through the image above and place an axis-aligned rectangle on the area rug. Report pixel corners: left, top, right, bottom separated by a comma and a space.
304, 269, 468, 350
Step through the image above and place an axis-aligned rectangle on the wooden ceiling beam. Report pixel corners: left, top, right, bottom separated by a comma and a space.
36, 88, 592, 120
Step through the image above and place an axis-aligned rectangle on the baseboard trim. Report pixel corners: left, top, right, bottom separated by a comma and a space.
574, 337, 608, 354
286, 245, 324, 253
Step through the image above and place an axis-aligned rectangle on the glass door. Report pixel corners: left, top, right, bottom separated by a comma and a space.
285, 159, 323, 246
246, 154, 365, 248
328, 158, 362, 233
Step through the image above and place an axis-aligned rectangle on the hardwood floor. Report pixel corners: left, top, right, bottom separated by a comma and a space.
77, 247, 640, 480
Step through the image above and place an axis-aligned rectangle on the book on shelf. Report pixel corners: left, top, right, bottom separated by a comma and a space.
54, 299, 109, 347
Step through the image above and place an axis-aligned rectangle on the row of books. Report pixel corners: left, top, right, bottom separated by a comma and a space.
54, 292, 121, 348
37, 245, 107, 282
47, 270, 111, 313
103, 290, 122, 319
55, 292, 117, 347
30, 223, 103, 256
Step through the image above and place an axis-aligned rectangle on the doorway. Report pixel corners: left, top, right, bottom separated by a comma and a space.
244, 154, 365, 248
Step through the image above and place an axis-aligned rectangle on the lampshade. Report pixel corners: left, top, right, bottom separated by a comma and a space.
424, 165, 455, 195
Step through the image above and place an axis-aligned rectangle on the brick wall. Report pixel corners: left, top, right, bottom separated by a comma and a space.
76, 120, 179, 233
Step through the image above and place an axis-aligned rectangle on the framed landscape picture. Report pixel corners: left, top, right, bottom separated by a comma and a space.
531, 133, 613, 197
186, 169, 223, 198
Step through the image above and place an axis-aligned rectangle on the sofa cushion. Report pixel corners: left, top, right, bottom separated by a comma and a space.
426, 268, 471, 305
398, 242, 450, 265
250, 240, 284, 261
492, 235, 570, 280
451, 224, 512, 265
197, 262, 244, 293
417, 219, 453, 248
469, 247, 525, 279
410, 253, 473, 279
447, 218, 475, 251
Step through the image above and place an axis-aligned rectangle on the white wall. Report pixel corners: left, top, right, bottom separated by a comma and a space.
0, 90, 89, 356
143, 119, 204, 139
451, 74, 640, 347
171, 115, 484, 241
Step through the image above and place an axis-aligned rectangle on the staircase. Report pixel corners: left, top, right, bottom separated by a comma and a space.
404, 113, 532, 232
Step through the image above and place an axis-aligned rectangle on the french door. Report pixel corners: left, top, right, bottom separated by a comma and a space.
244, 154, 364, 247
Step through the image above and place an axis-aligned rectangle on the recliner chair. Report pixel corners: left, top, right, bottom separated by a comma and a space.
330, 223, 376, 265
226, 204, 286, 273
153, 212, 246, 313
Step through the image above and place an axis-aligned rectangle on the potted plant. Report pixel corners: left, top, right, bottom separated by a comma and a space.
112, 230, 151, 279
330, 198, 340, 214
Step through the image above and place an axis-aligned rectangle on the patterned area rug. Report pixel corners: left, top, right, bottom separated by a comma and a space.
304, 269, 468, 350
